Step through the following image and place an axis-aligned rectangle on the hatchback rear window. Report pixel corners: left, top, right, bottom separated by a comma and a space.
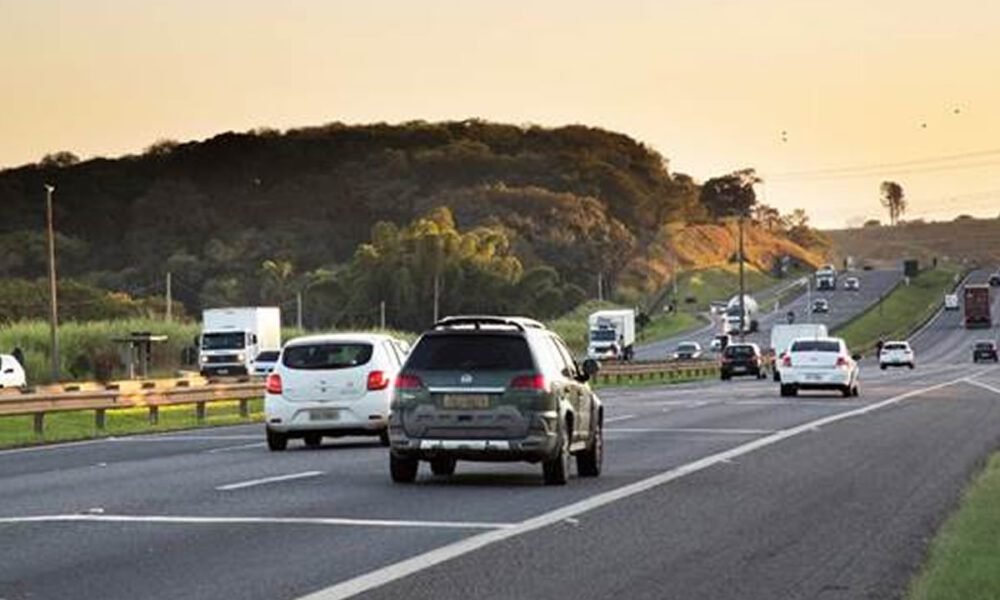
791, 340, 840, 352
255, 350, 279, 362
282, 343, 373, 370
724, 345, 756, 358
883, 343, 908, 351
406, 335, 534, 371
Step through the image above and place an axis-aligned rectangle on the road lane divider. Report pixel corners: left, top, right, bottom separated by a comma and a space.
0, 514, 515, 530
606, 427, 776, 435
216, 471, 324, 491
297, 371, 982, 600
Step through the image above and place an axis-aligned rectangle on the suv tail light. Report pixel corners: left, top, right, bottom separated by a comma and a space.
265, 373, 282, 394
836, 356, 849, 368
510, 374, 546, 391
367, 370, 390, 391
782, 354, 792, 368
395, 373, 424, 390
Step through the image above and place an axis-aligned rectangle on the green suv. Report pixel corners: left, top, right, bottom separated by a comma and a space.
387, 316, 603, 485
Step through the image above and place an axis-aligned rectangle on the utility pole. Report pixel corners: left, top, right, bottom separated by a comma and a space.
738, 215, 746, 341
296, 292, 303, 330
597, 273, 604, 302
44, 184, 60, 381
165, 272, 173, 322
433, 272, 440, 323
380, 301, 386, 330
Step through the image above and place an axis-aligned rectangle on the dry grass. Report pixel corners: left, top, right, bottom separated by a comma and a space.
826, 218, 1000, 267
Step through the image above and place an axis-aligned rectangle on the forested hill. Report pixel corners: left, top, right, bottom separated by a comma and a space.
0, 121, 823, 330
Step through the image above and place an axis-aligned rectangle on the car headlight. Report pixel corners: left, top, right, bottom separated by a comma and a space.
199, 354, 208, 364
237, 353, 246, 362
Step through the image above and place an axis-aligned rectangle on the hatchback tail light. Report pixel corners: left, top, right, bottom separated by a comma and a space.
395, 373, 424, 390
265, 373, 283, 394
782, 355, 792, 368
836, 356, 849, 368
367, 370, 390, 391
510, 374, 546, 391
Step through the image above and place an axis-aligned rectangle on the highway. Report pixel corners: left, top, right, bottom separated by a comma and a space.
636, 268, 903, 360
1, 273, 998, 600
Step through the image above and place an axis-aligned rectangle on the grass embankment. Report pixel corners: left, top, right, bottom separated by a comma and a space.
0, 399, 264, 449
908, 452, 1000, 600
834, 266, 962, 353
672, 265, 779, 312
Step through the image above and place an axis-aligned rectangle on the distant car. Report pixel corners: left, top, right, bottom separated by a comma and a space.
879, 341, 915, 370
779, 337, 860, 398
812, 299, 830, 313
720, 343, 765, 380
0, 354, 26, 388
710, 334, 732, 353
944, 294, 960, 311
252, 350, 280, 376
673, 342, 703, 361
264, 333, 411, 450
990, 273, 1000, 287
973, 340, 999, 363
843, 277, 860, 291
862, 264, 875, 271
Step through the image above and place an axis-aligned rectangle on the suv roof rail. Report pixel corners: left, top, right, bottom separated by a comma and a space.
432, 315, 546, 332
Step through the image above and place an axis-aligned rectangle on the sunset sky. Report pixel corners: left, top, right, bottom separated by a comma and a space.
2, 0, 999, 227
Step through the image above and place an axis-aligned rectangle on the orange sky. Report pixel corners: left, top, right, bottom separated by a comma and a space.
2, 0, 999, 227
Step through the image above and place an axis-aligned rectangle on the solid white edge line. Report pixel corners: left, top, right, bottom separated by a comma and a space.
0, 514, 513, 530
964, 378, 1000, 396
216, 471, 324, 491
205, 442, 268, 454
606, 427, 775, 435
604, 414, 636, 423
296, 372, 979, 600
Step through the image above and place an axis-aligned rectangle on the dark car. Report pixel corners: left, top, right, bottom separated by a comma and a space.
812, 299, 830, 313
720, 343, 765, 380
387, 316, 603, 485
973, 340, 999, 363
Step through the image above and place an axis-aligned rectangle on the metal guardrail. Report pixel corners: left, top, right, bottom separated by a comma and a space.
0, 380, 264, 436
597, 360, 720, 384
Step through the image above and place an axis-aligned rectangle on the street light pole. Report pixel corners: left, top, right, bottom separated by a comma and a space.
738, 215, 746, 341
44, 184, 60, 381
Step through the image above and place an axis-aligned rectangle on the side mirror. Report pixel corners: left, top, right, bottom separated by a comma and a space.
852, 353, 862, 361
581, 358, 600, 379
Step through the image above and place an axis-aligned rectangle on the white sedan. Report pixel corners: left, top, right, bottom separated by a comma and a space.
779, 337, 860, 398
879, 341, 915, 369
0, 354, 26, 388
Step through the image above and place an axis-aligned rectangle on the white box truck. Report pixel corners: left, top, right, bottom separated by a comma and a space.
815, 265, 837, 291
587, 309, 636, 361
770, 322, 828, 381
724, 295, 759, 334
199, 307, 281, 376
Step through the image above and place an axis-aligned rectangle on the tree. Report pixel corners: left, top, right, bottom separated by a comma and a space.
863, 219, 881, 228
39, 151, 80, 168
879, 181, 906, 226
700, 169, 760, 218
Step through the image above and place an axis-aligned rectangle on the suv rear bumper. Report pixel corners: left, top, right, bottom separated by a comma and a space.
389, 431, 560, 463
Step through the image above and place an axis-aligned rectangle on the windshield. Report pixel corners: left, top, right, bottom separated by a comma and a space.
791, 340, 840, 353
254, 350, 280, 362
282, 343, 373, 370
202, 332, 245, 350
677, 344, 698, 353
590, 329, 618, 342
975, 342, 996, 351
407, 334, 534, 371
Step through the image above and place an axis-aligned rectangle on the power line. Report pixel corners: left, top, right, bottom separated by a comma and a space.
766, 147, 1000, 181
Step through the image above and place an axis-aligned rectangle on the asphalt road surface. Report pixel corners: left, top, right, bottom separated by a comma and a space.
636, 268, 903, 361
2, 273, 998, 600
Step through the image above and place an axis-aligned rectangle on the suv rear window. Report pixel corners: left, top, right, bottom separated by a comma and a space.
407, 334, 534, 371
791, 340, 840, 352
282, 343, 373, 370
723, 345, 757, 358
975, 342, 996, 351
883, 343, 908, 351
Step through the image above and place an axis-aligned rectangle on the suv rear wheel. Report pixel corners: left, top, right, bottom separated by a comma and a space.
390, 453, 419, 483
266, 427, 288, 451
576, 420, 603, 477
543, 429, 571, 485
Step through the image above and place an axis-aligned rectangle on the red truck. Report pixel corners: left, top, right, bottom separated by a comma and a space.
964, 285, 992, 329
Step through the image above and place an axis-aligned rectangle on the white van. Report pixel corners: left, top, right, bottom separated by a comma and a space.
0, 354, 27, 388
264, 333, 409, 450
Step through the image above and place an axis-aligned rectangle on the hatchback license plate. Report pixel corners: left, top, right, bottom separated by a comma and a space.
441, 394, 491, 409
310, 409, 340, 421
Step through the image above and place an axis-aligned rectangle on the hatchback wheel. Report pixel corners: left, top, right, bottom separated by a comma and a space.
390, 453, 419, 483
430, 457, 457, 476
780, 384, 797, 397
378, 429, 391, 447
577, 421, 603, 477
303, 433, 322, 448
266, 427, 287, 451
542, 431, 571, 485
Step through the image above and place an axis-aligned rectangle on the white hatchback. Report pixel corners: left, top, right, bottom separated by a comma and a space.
879, 341, 915, 369
779, 337, 860, 398
264, 333, 409, 450
0, 354, 26, 388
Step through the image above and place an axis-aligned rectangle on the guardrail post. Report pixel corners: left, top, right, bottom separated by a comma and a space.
95, 408, 106, 431
148, 406, 159, 425
33, 413, 44, 437
239, 399, 250, 418
196, 402, 206, 423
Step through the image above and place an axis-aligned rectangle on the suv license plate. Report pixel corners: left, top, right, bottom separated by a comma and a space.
310, 409, 340, 421
441, 394, 491, 409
